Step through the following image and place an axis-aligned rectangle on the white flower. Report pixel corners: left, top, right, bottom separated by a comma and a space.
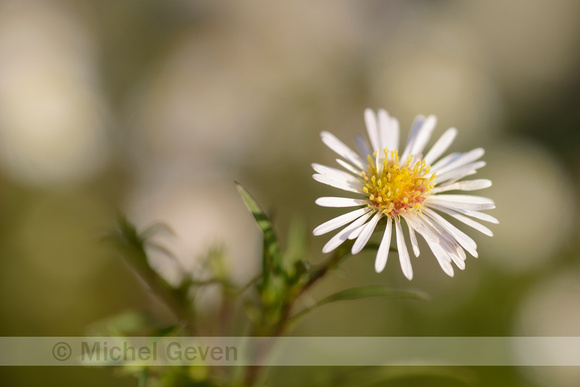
312, 109, 497, 280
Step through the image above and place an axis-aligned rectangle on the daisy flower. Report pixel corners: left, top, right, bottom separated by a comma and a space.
312, 109, 496, 280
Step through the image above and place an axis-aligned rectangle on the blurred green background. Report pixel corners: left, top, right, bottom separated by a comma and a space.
1, 0, 580, 386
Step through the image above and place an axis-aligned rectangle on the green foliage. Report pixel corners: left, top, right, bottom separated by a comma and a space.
104, 215, 194, 330
290, 285, 429, 323
99, 183, 426, 387
235, 182, 281, 279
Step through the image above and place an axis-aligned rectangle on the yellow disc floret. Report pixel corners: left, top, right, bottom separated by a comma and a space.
362, 150, 436, 217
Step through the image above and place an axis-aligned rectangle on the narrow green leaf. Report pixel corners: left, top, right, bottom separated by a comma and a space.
105, 215, 175, 289
104, 215, 196, 333
281, 218, 308, 268
104, 214, 149, 268
291, 285, 428, 322
138, 368, 149, 387
316, 284, 429, 304
152, 324, 184, 338
86, 311, 152, 336
235, 182, 281, 273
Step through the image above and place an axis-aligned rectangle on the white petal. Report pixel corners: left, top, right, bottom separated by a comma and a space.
428, 194, 495, 211
407, 115, 437, 158
433, 161, 486, 184
322, 212, 373, 253
382, 115, 400, 159
336, 158, 362, 175
422, 208, 478, 258
433, 233, 467, 269
432, 148, 485, 174
431, 179, 492, 193
435, 249, 457, 275
355, 134, 371, 158
313, 174, 361, 194
405, 218, 420, 257
423, 128, 457, 165
364, 109, 380, 152
422, 208, 478, 256
377, 109, 389, 151
455, 244, 467, 261
395, 217, 413, 280
375, 217, 393, 273
313, 207, 370, 236
435, 240, 464, 271
312, 163, 360, 183
434, 169, 477, 187
429, 152, 461, 174
430, 194, 495, 206
365, 109, 386, 169
351, 212, 382, 255
428, 204, 499, 224
417, 209, 465, 248
427, 204, 493, 236
458, 208, 499, 224
347, 221, 365, 240
315, 197, 367, 208
401, 115, 425, 162
321, 131, 366, 170
410, 217, 455, 276
378, 109, 399, 152
453, 213, 493, 237
413, 217, 462, 277
449, 244, 466, 270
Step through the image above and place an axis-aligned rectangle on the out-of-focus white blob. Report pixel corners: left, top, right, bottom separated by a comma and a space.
513, 269, 580, 386
127, 34, 265, 174
369, 17, 502, 148
463, 0, 580, 102
0, 1, 108, 186
127, 0, 364, 174
126, 176, 260, 288
223, 1, 364, 86
480, 140, 575, 273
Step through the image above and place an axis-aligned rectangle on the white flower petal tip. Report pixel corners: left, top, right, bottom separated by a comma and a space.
431, 179, 492, 193
374, 259, 387, 273
315, 197, 366, 208
313, 109, 495, 279
321, 211, 372, 253
312, 208, 370, 236
351, 213, 381, 255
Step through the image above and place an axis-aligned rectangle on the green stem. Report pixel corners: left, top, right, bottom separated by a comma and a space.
243, 244, 398, 385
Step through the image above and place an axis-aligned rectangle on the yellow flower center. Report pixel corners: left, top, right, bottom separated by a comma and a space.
362, 150, 436, 217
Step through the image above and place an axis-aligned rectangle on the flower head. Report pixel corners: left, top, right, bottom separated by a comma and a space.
312, 109, 496, 279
